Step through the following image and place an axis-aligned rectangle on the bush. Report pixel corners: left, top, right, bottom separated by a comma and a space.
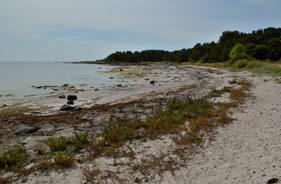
70, 131, 89, 152
45, 136, 70, 152
0, 146, 28, 171
229, 43, 245, 58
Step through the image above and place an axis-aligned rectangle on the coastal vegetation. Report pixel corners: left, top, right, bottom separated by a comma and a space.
86, 27, 281, 76
98, 27, 281, 64
0, 80, 249, 183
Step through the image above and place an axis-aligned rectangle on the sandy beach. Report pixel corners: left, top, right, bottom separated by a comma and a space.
1, 64, 281, 184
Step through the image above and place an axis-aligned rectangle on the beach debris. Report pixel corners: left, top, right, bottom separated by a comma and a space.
67, 94, 78, 101
109, 76, 114, 79
94, 88, 99, 91
58, 95, 66, 98
116, 84, 122, 87
5, 119, 27, 126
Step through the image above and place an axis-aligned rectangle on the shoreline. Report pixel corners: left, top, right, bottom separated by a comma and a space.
1, 64, 281, 183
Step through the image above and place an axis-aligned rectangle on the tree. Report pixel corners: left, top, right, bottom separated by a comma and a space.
229, 43, 245, 58
228, 43, 247, 65
267, 37, 281, 61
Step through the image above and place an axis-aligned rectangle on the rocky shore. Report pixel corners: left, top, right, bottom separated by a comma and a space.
0, 64, 281, 184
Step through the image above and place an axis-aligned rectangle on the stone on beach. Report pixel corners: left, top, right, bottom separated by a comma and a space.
58, 95, 66, 98
60, 104, 74, 111
5, 119, 28, 126
67, 94, 77, 101
9, 125, 40, 135
67, 100, 74, 105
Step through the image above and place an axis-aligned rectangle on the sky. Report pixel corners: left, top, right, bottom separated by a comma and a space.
0, 0, 280, 61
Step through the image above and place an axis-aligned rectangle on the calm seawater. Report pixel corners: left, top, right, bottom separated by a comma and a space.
0, 61, 124, 98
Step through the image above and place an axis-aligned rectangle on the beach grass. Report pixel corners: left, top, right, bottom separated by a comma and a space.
187, 59, 281, 76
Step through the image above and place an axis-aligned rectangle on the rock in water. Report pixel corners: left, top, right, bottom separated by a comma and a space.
67, 94, 77, 101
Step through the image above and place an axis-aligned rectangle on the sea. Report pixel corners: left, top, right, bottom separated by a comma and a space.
0, 61, 128, 98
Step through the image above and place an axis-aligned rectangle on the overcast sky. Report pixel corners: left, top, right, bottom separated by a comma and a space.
0, 0, 280, 61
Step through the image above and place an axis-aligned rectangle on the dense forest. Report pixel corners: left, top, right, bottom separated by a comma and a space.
102, 27, 281, 63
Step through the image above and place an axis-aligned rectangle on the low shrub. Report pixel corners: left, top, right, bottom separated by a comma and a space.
0, 145, 28, 171
53, 152, 75, 168
82, 166, 101, 183
70, 131, 89, 152
45, 136, 70, 152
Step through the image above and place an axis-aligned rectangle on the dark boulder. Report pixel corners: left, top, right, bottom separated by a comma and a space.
67, 100, 74, 105
60, 105, 74, 111
267, 178, 279, 184
67, 94, 77, 101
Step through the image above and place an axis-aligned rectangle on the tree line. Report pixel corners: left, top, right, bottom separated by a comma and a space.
103, 27, 281, 63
